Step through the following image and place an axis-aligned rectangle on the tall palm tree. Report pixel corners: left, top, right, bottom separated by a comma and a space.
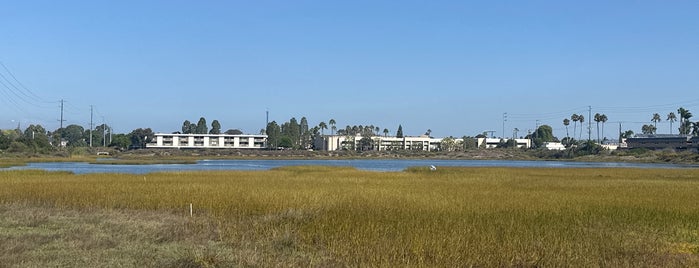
678, 107, 693, 135
651, 113, 661, 129
692, 121, 699, 136
318, 122, 327, 135
375, 126, 380, 136
667, 112, 677, 134
594, 113, 602, 143
383, 128, 389, 137
571, 114, 579, 141
600, 114, 608, 142
578, 115, 585, 140
329, 119, 336, 135
563, 118, 570, 142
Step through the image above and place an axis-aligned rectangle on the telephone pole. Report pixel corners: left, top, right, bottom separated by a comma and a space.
58, 99, 66, 129
502, 112, 507, 139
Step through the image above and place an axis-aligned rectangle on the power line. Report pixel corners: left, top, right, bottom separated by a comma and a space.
0, 62, 46, 102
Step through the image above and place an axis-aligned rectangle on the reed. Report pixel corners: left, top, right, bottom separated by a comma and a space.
1, 166, 698, 266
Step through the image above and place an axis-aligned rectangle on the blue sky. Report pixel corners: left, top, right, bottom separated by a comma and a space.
2, 1, 699, 139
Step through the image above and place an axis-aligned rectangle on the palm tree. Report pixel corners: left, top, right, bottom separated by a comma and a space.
667, 112, 677, 134
329, 119, 336, 135
425, 129, 432, 137
563, 118, 570, 142
578, 115, 585, 140
651, 113, 661, 129
678, 107, 693, 135
594, 113, 602, 143
571, 114, 579, 141
642, 124, 657, 135
600, 114, 608, 142
375, 126, 380, 136
693, 121, 699, 136
319, 122, 327, 135
383, 128, 389, 137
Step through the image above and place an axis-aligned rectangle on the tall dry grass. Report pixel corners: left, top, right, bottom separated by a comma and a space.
1, 166, 698, 266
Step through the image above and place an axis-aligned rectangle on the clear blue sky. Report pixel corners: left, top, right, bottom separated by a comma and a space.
2, 1, 699, 139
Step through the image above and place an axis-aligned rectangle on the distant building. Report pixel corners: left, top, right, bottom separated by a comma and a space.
476, 138, 532, 149
315, 135, 463, 151
147, 133, 267, 149
625, 134, 698, 151
542, 142, 566, 151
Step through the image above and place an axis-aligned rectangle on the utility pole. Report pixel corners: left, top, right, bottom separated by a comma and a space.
59, 99, 66, 129
89, 105, 93, 147
502, 112, 507, 139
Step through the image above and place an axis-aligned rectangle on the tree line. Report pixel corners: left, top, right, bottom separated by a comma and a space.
3, 107, 698, 155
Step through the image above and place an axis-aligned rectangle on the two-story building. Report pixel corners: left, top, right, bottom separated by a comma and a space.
147, 133, 267, 149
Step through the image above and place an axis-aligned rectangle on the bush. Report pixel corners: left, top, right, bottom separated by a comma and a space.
8, 141, 28, 153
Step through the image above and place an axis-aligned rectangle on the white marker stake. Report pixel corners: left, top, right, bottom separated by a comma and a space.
190, 203, 193, 217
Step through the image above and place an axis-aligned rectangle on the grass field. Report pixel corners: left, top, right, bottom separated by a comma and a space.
1, 166, 698, 267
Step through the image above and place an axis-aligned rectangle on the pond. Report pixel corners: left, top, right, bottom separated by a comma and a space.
4, 159, 697, 174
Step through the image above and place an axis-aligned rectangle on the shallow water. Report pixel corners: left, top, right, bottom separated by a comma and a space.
4, 159, 697, 174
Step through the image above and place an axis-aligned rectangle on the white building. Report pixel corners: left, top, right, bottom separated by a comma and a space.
542, 142, 566, 150
316, 135, 463, 151
147, 133, 267, 149
477, 138, 532, 149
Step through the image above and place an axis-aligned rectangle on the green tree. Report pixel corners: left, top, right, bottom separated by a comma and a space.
641, 124, 657, 135
462, 136, 477, 150
318, 122, 327, 136
282, 117, 301, 148
8, 141, 28, 153
209, 120, 221, 134
195, 117, 208, 134
329, 119, 336, 135
651, 113, 661, 129
532, 125, 554, 147
109, 133, 131, 149
93, 124, 111, 146
440, 137, 457, 151
278, 136, 293, 149
599, 114, 608, 143
266, 121, 281, 149
383, 128, 389, 137
667, 112, 677, 134
0, 131, 10, 150
396, 125, 403, 138
57, 124, 87, 147
182, 120, 192, 134
678, 107, 693, 135
129, 128, 154, 149
594, 113, 608, 143
300, 117, 311, 149
225, 129, 243, 135
578, 115, 585, 140
21, 124, 52, 153
357, 137, 374, 151
563, 118, 570, 142
621, 130, 634, 139
571, 114, 579, 141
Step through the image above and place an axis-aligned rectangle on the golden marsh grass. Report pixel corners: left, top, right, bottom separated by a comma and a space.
1, 166, 698, 266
